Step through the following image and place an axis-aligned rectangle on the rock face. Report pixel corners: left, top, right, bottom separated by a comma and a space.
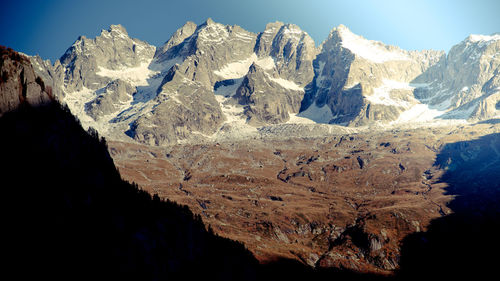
300, 25, 444, 125
234, 63, 304, 125
254, 22, 317, 87
85, 79, 136, 120
130, 65, 225, 145
59, 24, 156, 92
0, 46, 52, 116
29, 55, 65, 99
412, 33, 500, 120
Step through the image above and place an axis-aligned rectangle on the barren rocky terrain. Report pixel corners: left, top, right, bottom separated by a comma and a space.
109, 121, 500, 274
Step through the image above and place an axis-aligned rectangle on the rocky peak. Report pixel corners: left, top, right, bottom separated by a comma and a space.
411, 32, 500, 120
204, 17, 216, 26
108, 24, 128, 35
58, 24, 155, 92
155, 21, 197, 60
325, 25, 411, 64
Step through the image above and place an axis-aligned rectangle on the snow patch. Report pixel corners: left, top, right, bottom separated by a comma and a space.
213, 54, 275, 79
338, 27, 410, 63
269, 77, 304, 91
211, 95, 258, 140
96, 60, 158, 86
366, 79, 414, 107
287, 113, 316, 124
394, 104, 445, 123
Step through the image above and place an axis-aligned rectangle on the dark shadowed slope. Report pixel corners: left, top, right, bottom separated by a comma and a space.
398, 133, 500, 279
0, 102, 261, 281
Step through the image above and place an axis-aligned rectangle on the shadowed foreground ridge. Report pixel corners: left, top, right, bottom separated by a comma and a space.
0, 102, 260, 280
398, 133, 500, 279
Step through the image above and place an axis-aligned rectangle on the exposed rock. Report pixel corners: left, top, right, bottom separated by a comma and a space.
234, 63, 304, 125
413, 33, 500, 120
301, 25, 443, 125
59, 24, 155, 92
0, 46, 52, 116
130, 65, 225, 145
255, 22, 317, 87
29, 55, 64, 99
85, 79, 136, 120
154, 21, 197, 62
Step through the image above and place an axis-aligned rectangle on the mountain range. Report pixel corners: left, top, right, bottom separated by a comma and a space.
30, 19, 500, 145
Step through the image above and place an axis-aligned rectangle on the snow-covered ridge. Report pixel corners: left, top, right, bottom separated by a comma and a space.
335, 25, 410, 63
468, 34, 500, 43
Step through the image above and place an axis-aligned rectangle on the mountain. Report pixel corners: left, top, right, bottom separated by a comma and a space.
300, 25, 444, 125
412, 33, 500, 120
30, 21, 499, 146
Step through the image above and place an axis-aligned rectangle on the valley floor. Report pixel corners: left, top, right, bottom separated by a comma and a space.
108, 120, 500, 274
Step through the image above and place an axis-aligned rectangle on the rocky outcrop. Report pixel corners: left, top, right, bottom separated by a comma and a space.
234, 63, 304, 124
255, 22, 317, 87
413, 33, 500, 120
85, 79, 136, 120
154, 21, 197, 63
30, 55, 65, 99
130, 65, 225, 145
0, 46, 52, 117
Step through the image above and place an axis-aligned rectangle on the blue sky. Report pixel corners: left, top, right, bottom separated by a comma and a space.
1, 0, 499, 61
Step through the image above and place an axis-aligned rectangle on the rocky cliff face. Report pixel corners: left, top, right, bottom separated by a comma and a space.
0, 46, 53, 116
413, 33, 500, 120
300, 25, 444, 126
60, 24, 156, 92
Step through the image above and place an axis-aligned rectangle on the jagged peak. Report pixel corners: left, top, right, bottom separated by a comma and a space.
328, 24, 357, 39
203, 17, 216, 26
323, 24, 411, 63
109, 24, 128, 35
264, 21, 284, 31
466, 33, 500, 43
99, 24, 130, 39
278, 23, 307, 36
157, 21, 197, 55
180, 21, 197, 31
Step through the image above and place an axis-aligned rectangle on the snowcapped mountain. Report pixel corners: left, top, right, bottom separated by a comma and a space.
31, 20, 500, 145
412, 33, 500, 120
299, 25, 444, 125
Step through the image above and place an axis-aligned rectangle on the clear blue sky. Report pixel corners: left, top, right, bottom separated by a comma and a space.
1, 0, 499, 62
